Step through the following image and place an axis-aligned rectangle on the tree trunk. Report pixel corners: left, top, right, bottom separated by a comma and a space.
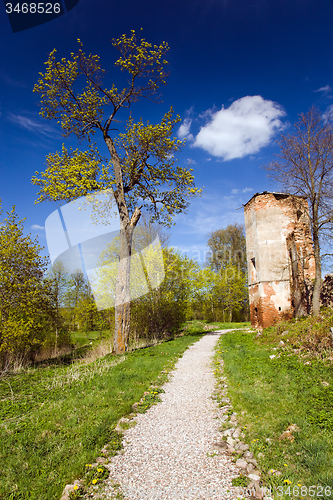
211, 297, 215, 321
312, 227, 322, 316
289, 241, 307, 317
54, 326, 58, 354
113, 227, 133, 354
104, 134, 142, 354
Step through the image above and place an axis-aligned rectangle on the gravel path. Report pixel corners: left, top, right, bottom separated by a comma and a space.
101, 331, 240, 500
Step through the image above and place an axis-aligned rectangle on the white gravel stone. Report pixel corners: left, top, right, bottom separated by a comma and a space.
248, 474, 261, 482
100, 331, 240, 499
235, 459, 247, 469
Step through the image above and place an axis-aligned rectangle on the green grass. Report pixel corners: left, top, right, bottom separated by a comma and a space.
71, 329, 111, 349
0, 332, 204, 500
261, 308, 333, 361
209, 320, 251, 329
182, 319, 250, 334
215, 328, 333, 500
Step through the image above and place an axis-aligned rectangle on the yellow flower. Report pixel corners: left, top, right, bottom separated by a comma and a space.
86, 464, 92, 467
73, 485, 78, 490
297, 484, 302, 487
97, 468, 103, 472
92, 479, 97, 484
283, 463, 288, 466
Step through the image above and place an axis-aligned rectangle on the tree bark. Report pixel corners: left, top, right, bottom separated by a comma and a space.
113, 227, 132, 353
104, 133, 141, 354
112, 208, 142, 354
289, 241, 307, 317
312, 227, 322, 316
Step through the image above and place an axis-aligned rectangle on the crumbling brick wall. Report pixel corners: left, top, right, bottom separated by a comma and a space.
320, 275, 333, 308
244, 192, 315, 329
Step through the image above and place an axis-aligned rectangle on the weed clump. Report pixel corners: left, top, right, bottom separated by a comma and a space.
261, 308, 333, 359
232, 474, 250, 487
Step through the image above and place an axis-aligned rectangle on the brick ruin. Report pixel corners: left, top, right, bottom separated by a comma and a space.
320, 274, 333, 308
244, 192, 316, 329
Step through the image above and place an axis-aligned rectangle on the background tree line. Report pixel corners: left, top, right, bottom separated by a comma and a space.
190, 223, 249, 323
5, 28, 329, 369
0, 198, 249, 370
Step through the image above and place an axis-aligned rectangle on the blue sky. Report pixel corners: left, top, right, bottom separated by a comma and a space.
1, 0, 333, 267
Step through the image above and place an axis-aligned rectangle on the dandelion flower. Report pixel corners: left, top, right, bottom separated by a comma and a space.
92, 479, 98, 484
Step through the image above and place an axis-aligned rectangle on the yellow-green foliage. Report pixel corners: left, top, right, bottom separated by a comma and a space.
190, 264, 248, 322
0, 205, 54, 357
32, 30, 202, 227
31, 29, 203, 352
131, 248, 199, 338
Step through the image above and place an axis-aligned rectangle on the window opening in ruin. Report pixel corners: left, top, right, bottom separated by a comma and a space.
279, 307, 281, 311
251, 257, 256, 268
273, 193, 289, 201
255, 307, 258, 313
297, 210, 303, 221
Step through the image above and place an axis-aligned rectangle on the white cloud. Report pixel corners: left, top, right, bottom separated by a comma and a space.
187, 158, 197, 165
193, 95, 286, 160
231, 187, 253, 194
0, 72, 27, 88
314, 85, 332, 94
323, 104, 333, 121
8, 113, 58, 138
173, 194, 244, 237
178, 118, 194, 141
31, 224, 45, 230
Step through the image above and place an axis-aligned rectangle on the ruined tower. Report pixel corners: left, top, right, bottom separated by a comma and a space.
244, 192, 315, 329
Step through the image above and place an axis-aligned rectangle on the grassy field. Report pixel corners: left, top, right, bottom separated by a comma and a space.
71, 329, 111, 349
183, 319, 251, 333
5, 316, 332, 500
215, 321, 333, 500
0, 329, 209, 500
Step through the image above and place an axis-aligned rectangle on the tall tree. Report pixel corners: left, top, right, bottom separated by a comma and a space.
264, 106, 333, 315
0, 205, 53, 360
32, 31, 202, 353
44, 261, 69, 350
206, 223, 247, 274
131, 248, 198, 340
215, 264, 248, 322
64, 270, 87, 331
132, 211, 171, 251
75, 280, 100, 333
190, 264, 248, 322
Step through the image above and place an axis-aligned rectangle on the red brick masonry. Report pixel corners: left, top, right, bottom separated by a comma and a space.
244, 192, 315, 329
